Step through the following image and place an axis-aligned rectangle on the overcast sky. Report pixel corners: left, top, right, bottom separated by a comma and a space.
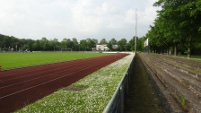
0, 0, 159, 42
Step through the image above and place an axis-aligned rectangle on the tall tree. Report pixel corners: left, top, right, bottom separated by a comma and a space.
92, 38, 98, 45
72, 38, 79, 51
107, 38, 117, 50
80, 39, 87, 51
61, 38, 72, 49
99, 38, 107, 44
86, 38, 96, 50
33, 40, 42, 51
153, 0, 201, 57
118, 38, 127, 51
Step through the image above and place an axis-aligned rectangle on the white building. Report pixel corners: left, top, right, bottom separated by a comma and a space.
112, 45, 118, 49
96, 45, 109, 51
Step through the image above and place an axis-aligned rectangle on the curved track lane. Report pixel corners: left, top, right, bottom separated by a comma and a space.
0, 53, 128, 113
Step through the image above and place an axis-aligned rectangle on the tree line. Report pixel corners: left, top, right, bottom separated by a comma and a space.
0, 34, 141, 52
145, 0, 201, 57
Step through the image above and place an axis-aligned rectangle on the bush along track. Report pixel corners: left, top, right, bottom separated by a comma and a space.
15, 54, 134, 113
139, 53, 201, 113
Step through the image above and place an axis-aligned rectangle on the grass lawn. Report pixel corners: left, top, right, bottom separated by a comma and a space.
0, 52, 110, 70
15, 54, 134, 113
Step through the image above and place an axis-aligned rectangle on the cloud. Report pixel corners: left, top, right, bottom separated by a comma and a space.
71, 0, 101, 33
0, 0, 159, 41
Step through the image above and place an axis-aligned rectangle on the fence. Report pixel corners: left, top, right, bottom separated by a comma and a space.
103, 54, 135, 113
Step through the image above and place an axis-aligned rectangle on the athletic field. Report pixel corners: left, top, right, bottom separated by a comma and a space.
0, 52, 110, 70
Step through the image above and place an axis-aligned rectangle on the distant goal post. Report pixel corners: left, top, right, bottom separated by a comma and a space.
61, 48, 72, 52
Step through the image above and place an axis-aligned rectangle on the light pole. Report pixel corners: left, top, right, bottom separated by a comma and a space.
134, 9, 137, 53
0, 41, 1, 52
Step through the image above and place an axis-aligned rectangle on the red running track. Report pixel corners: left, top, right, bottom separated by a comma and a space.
0, 53, 128, 113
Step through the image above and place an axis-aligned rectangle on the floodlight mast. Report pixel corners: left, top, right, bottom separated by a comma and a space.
134, 9, 137, 53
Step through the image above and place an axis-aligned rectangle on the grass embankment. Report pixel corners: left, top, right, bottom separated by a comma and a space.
0, 52, 110, 70
15, 54, 134, 113
124, 54, 164, 113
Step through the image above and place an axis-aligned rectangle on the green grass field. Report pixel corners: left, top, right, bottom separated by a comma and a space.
0, 52, 110, 70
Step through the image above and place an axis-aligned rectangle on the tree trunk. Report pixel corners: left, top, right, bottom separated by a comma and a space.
187, 37, 192, 58
167, 48, 169, 55
174, 44, 177, 56
187, 43, 191, 58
